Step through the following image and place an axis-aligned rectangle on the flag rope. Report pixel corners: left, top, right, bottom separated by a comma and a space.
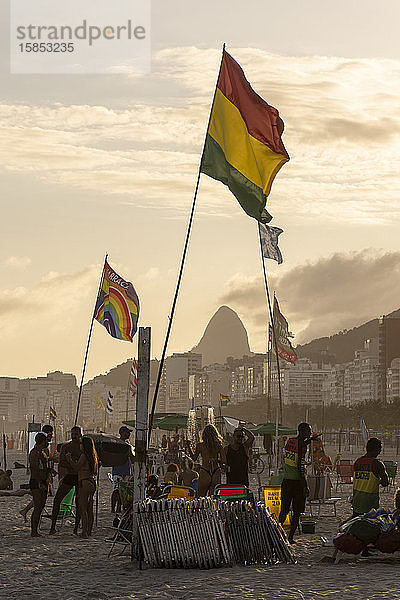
148, 44, 226, 444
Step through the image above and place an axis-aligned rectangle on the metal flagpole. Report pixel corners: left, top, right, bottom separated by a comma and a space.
257, 224, 283, 420
148, 44, 226, 443
74, 253, 107, 426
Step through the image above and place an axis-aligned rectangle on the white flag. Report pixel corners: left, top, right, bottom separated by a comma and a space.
259, 222, 283, 264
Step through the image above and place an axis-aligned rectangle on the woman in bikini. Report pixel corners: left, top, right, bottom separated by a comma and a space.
66, 436, 98, 538
186, 424, 225, 497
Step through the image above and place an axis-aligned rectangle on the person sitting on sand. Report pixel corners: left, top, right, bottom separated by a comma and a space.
186, 424, 226, 497
66, 436, 98, 538
0, 469, 13, 491
28, 432, 50, 537
49, 426, 83, 534
163, 463, 180, 485
178, 460, 199, 487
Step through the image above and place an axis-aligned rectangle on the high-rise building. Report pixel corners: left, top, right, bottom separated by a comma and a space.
0, 377, 19, 420
378, 316, 400, 402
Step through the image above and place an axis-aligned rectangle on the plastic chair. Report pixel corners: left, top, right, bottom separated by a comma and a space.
336, 461, 354, 490
214, 484, 255, 505
163, 484, 195, 500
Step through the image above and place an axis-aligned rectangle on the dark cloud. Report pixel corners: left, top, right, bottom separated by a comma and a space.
218, 250, 400, 345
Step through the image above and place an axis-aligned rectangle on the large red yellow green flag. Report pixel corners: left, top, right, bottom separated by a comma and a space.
94, 260, 139, 342
201, 50, 289, 223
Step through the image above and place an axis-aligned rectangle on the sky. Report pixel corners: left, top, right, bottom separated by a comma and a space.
1, 0, 400, 380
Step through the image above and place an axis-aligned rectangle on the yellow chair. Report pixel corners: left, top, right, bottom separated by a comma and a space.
163, 484, 195, 500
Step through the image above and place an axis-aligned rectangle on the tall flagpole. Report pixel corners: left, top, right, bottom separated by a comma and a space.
74, 253, 108, 426
257, 224, 283, 419
148, 44, 226, 444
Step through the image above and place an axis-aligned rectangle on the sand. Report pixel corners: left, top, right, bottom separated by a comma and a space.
2, 449, 400, 600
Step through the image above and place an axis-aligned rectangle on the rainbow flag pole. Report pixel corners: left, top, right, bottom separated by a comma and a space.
74, 253, 108, 426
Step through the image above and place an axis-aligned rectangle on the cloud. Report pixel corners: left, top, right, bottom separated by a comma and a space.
0, 265, 98, 325
1, 48, 400, 224
1, 256, 31, 269
218, 249, 400, 346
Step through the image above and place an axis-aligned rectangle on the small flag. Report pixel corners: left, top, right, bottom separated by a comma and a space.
259, 223, 283, 264
220, 393, 230, 407
129, 358, 138, 397
94, 259, 140, 342
97, 397, 105, 412
106, 391, 113, 414
200, 49, 289, 223
49, 407, 57, 421
273, 295, 298, 364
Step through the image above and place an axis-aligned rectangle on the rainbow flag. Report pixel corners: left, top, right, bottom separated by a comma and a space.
220, 393, 230, 407
94, 260, 139, 342
201, 50, 289, 223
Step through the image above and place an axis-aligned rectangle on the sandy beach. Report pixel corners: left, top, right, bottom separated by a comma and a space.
2, 449, 400, 600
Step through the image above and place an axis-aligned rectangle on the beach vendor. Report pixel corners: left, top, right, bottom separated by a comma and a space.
279, 422, 312, 544
49, 425, 83, 534
225, 427, 255, 486
111, 426, 135, 514
352, 437, 388, 517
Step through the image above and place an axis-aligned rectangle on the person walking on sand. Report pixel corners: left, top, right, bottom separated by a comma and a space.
66, 436, 98, 538
279, 422, 313, 545
28, 432, 49, 537
352, 437, 388, 517
186, 424, 226, 497
225, 426, 255, 487
49, 426, 83, 534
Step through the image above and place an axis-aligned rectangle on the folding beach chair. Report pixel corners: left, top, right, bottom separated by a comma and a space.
105, 506, 133, 557
214, 484, 255, 505
162, 484, 195, 500
59, 485, 76, 526
336, 461, 354, 490
383, 461, 397, 486
42, 486, 76, 528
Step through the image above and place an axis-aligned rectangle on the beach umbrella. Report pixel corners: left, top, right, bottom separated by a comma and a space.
249, 423, 297, 436
84, 433, 130, 467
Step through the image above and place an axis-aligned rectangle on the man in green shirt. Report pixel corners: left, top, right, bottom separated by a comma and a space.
279, 422, 312, 544
352, 437, 388, 517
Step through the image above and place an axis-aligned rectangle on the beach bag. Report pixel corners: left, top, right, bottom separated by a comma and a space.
342, 518, 381, 545
333, 533, 365, 555
376, 530, 400, 553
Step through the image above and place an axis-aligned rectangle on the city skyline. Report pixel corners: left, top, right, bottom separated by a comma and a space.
2, 1, 400, 380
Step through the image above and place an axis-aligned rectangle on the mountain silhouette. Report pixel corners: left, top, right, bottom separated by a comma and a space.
192, 306, 251, 366
296, 307, 400, 364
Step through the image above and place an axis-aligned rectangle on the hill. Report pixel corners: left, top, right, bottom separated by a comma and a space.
192, 306, 251, 366
296, 308, 400, 364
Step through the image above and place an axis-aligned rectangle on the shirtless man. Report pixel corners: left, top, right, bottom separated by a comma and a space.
29, 432, 49, 537
20, 424, 54, 522
49, 426, 82, 534
186, 424, 226, 496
